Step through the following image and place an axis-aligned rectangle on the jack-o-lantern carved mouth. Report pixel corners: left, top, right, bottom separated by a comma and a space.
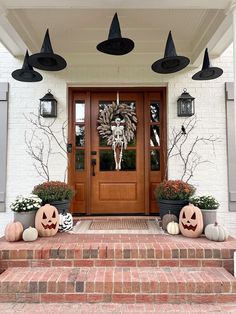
41, 222, 57, 230
181, 222, 197, 231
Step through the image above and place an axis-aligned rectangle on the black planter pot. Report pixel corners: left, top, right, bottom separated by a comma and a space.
49, 200, 70, 214
158, 199, 189, 219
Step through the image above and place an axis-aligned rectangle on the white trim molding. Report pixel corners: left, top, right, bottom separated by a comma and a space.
0, 83, 9, 212
225, 82, 236, 211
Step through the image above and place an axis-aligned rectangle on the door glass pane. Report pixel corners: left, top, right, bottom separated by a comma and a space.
100, 150, 115, 171
75, 149, 85, 171
150, 150, 160, 171
75, 125, 85, 147
150, 102, 160, 122
99, 149, 136, 171
150, 125, 160, 146
121, 150, 136, 171
76, 101, 85, 122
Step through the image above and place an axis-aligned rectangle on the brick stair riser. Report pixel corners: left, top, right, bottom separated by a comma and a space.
0, 266, 235, 304
1, 293, 236, 304
0, 259, 234, 274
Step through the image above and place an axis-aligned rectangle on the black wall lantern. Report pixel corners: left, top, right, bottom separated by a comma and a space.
177, 89, 195, 117
40, 89, 57, 118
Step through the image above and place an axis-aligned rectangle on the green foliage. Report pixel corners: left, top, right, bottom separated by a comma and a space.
155, 180, 195, 201
190, 195, 219, 210
10, 194, 42, 212
32, 181, 74, 203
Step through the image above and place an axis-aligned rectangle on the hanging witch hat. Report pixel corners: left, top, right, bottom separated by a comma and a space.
151, 31, 190, 74
96, 13, 134, 55
12, 50, 43, 82
192, 48, 223, 80
28, 29, 67, 71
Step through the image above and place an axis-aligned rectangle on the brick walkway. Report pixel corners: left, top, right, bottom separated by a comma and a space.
1, 302, 236, 313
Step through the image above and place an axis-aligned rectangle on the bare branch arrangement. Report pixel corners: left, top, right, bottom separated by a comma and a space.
165, 116, 221, 182
24, 113, 68, 182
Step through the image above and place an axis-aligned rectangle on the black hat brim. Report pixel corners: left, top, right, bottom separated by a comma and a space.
97, 37, 134, 55
192, 67, 223, 80
28, 53, 67, 71
151, 56, 190, 74
11, 69, 43, 82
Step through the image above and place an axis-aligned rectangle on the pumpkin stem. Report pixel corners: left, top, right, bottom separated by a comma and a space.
214, 222, 218, 226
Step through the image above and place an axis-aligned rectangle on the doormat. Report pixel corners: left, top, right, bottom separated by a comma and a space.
71, 219, 165, 234
89, 219, 148, 230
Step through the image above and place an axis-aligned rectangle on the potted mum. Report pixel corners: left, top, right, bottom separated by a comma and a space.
155, 180, 196, 219
10, 194, 42, 230
32, 181, 74, 213
190, 195, 219, 230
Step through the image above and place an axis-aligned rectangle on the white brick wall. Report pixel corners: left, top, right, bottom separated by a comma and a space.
0, 43, 235, 236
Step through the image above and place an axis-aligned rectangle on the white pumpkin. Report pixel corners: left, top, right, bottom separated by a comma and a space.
167, 221, 180, 235
205, 222, 229, 242
23, 226, 38, 242
58, 212, 73, 232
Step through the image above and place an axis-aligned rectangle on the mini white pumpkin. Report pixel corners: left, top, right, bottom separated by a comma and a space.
205, 222, 229, 242
167, 221, 180, 235
58, 212, 73, 232
22, 226, 38, 242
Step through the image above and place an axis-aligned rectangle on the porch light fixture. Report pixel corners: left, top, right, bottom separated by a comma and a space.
39, 90, 57, 118
177, 89, 195, 117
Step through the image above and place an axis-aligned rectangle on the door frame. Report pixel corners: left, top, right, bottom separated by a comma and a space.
68, 87, 167, 215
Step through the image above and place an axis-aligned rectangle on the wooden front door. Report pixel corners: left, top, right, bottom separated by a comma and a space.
90, 92, 144, 214
68, 88, 166, 215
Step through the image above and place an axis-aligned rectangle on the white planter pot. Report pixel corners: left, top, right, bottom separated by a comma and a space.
14, 211, 37, 230
201, 209, 217, 230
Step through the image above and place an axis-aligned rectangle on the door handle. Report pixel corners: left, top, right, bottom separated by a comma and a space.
91, 159, 96, 176
67, 143, 72, 153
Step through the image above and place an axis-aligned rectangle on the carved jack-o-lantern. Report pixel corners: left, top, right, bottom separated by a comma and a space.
179, 204, 203, 238
35, 204, 59, 237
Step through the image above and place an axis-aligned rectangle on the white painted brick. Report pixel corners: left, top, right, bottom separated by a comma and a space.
0, 42, 235, 237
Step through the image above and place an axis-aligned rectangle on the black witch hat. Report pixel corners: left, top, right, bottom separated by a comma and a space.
151, 31, 190, 74
96, 13, 134, 55
28, 29, 67, 71
12, 50, 43, 82
192, 48, 223, 80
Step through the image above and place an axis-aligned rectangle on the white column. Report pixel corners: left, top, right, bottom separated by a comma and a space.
233, 6, 236, 149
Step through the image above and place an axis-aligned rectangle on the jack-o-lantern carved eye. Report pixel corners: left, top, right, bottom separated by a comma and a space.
191, 212, 196, 220
52, 211, 56, 218
43, 212, 47, 219
182, 212, 186, 219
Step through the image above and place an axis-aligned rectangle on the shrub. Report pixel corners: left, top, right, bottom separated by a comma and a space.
155, 180, 195, 201
32, 181, 74, 203
190, 195, 219, 210
10, 194, 42, 212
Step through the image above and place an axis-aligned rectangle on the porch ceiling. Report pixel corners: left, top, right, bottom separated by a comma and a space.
0, 0, 234, 66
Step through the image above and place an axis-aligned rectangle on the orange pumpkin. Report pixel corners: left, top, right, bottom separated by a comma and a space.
179, 204, 203, 238
35, 204, 59, 237
5, 221, 23, 242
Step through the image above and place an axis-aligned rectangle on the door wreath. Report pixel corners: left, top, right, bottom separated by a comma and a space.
97, 102, 137, 170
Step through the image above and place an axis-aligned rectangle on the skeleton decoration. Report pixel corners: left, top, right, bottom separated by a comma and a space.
97, 101, 137, 170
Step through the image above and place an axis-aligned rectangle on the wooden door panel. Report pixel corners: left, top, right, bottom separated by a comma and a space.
90, 92, 144, 214
68, 88, 166, 215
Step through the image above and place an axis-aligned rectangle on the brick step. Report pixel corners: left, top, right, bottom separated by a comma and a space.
0, 266, 235, 303
1, 243, 234, 274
